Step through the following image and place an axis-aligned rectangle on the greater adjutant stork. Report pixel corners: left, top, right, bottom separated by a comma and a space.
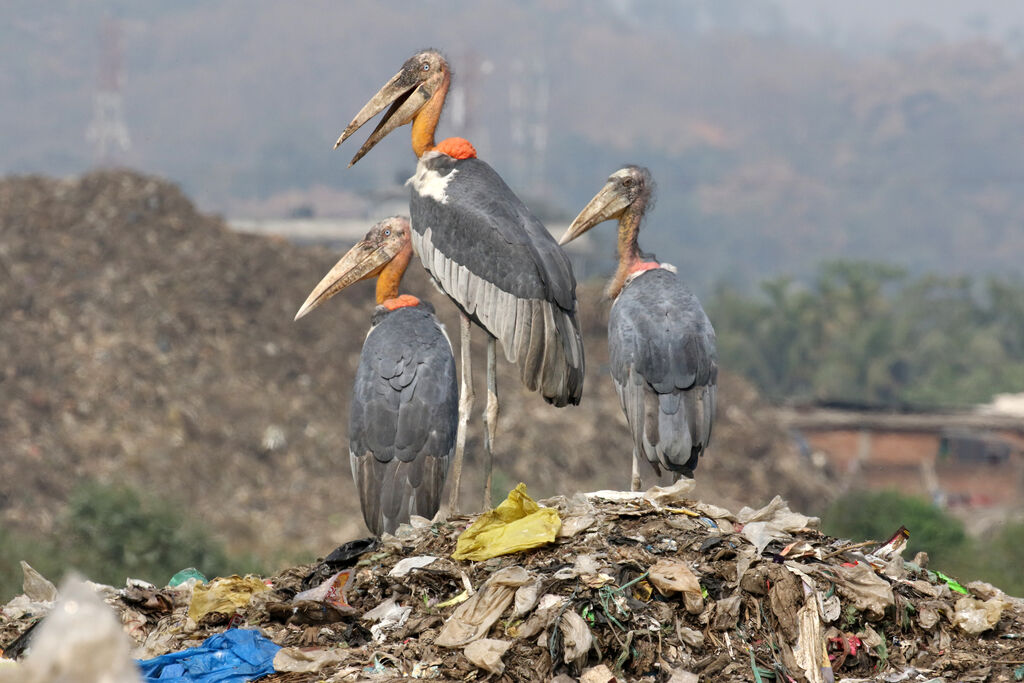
333, 50, 584, 510
560, 167, 717, 490
295, 217, 458, 535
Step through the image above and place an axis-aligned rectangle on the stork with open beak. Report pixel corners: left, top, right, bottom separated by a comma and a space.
334, 50, 584, 510
561, 167, 717, 490
295, 217, 458, 535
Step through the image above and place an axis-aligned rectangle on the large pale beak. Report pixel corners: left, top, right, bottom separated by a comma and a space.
294, 240, 391, 320
559, 182, 632, 245
334, 69, 432, 167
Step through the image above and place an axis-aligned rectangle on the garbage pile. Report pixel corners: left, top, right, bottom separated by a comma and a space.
3, 482, 1022, 682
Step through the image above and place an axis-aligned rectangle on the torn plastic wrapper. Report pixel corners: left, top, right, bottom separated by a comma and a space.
361, 598, 412, 643
648, 559, 704, 615
388, 556, 437, 578
273, 646, 347, 673
187, 576, 270, 623
452, 483, 561, 562
738, 495, 819, 554
20, 562, 57, 603
816, 562, 894, 621
463, 638, 512, 675
435, 566, 532, 647
293, 569, 353, 608
952, 595, 1010, 635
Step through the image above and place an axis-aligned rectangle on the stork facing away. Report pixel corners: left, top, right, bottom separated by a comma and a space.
295, 217, 457, 535
560, 167, 717, 490
333, 50, 584, 510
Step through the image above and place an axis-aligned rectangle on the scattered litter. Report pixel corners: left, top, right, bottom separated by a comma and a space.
451, 483, 561, 561
463, 638, 511, 674
2, 489, 1022, 682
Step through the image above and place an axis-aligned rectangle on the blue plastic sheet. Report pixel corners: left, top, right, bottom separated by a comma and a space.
137, 628, 280, 683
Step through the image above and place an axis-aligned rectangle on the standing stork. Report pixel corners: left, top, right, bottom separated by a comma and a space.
295, 217, 457, 535
333, 50, 584, 510
560, 167, 717, 490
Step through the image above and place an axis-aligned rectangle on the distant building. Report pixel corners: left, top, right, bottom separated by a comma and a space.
228, 217, 611, 282
778, 404, 1024, 514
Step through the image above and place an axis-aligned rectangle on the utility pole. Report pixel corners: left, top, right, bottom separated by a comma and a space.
86, 17, 131, 165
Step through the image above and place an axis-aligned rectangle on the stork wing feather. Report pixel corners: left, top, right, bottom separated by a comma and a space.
349, 306, 458, 535
409, 155, 584, 406
609, 269, 717, 476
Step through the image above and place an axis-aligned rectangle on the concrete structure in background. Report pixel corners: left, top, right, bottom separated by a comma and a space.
778, 404, 1024, 519
229, 217, 611, 283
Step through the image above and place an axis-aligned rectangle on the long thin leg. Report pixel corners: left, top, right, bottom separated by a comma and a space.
482, 336, 499, 509
631, 452, 642, 492
448, 312, 474, 514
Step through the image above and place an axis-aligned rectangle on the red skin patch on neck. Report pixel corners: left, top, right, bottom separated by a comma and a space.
434, 137, 477, 159
629, 261, 660, 276
381, 294, 421, 311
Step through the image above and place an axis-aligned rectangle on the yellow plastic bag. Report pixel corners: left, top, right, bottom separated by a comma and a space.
188, 575, 270, 622
452, 483, 561, 561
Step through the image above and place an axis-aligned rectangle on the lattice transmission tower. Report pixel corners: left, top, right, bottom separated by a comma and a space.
85, 17, 131, 165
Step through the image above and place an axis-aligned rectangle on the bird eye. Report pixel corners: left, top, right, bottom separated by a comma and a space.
422, 62, 430, 71
384, 229, 391, 236
622, 178, 633, 187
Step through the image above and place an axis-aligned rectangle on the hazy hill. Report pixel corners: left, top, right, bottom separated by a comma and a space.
0, 170, 832, 563
4, 2, 1024, 292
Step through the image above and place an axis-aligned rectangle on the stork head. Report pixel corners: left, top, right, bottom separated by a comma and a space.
294, 216, 412, 320
334, 49, 450, 166
559, 166, 653, 245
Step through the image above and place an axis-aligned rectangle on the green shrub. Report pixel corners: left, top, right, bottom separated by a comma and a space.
1, 481, 262, 602
821, 489, 966, 566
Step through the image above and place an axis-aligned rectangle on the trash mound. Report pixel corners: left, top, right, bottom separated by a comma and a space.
2, 484, 1021, 683
0, 169, 836, 560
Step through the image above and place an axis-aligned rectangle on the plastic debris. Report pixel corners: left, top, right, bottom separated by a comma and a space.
819, 561, 894, 621
581, 663, 621, 682
738, 495, 819, 554
463, 638, 511, 674
293, 569, 353, 608
2, 490, 1022, 682
168, 568, 207, 588
360, 598, 411, 642
435, 566, 532, 647
452, 483, 561, 561
19, 563, 57, 604
558, 608, 594, 668
0, 576, 140, 683
137, 628, 279, 682
273, 646, 347, 673
648, 559, 704, 615
953, 595, 1010, 634
389, 556, 438, 578
187, 575, 269, 623
932, 569, 969, 595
